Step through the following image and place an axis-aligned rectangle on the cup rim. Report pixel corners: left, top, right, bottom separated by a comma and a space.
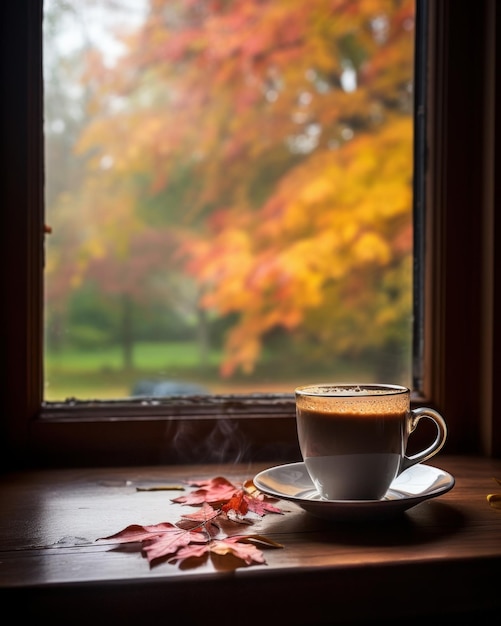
294, 383, 409, 397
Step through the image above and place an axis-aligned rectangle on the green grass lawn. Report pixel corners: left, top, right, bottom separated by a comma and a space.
44, 341, 376, 401
44, 341, 223, 400
45, 341, 222, 372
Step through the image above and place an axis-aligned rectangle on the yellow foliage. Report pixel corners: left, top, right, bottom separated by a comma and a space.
47, 0, 415, 377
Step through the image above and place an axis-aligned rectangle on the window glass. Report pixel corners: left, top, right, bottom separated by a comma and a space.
43, 0, 416, 402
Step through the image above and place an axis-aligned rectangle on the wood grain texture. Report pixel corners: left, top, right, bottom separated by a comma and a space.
1, 455, 500, 624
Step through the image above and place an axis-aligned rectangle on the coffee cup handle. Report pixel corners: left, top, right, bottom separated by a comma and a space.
400, 407, 448, 473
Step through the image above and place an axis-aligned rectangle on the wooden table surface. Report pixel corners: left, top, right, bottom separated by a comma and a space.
1, 455, 500, 624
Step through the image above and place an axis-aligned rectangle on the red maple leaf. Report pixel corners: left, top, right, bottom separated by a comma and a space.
222, 488, 283, 518
176, 502, 222, 536
245, 494, 283, 516
97, 519, 283, 567
97, 522, 179, 543
141, 528, 207, 564
222, 490, 249, 515
172, 476, 241, 505
174, 476, 283, 518
199, 536, 266, 565
98, 475, 285, 568
97, 522, 207, 562
170, 535, 282, 566
179, 501, 219, 520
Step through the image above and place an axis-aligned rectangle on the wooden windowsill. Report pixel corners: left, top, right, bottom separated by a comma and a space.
1, 455, 500, 624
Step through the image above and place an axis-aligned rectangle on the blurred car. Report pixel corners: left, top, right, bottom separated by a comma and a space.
131, 379, 209, 398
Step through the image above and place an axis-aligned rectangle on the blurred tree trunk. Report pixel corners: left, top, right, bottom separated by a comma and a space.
121, 294, 134, 371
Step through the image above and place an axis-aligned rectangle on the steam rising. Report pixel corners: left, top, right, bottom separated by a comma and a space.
162, 418, 251, 465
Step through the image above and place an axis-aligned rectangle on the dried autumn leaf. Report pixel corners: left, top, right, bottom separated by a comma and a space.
174, 476, 283, 517
171, 534, 282, 567
97, 522, 179, 544
208, 537, 267, 565
222, 490, 249, 516
169, 542, 210, 563
246, 494, 283, 516
179, 501, 221, 523
142, 528, 208, 564
101, 524, 282, 567
173, 476, 240, 505
245, 480, 284, 513
222, 488, 283, 518
243, 479, 260, 495
176, 502, 222, 536
99, 475, 287, 569
487, 494, 501, 510
486, 477, 501, 511
97, 522, 207, 565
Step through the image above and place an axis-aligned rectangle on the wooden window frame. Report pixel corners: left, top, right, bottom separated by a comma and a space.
1, 0, 499, 470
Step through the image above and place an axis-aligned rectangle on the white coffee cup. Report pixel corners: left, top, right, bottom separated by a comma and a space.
295, 383, 447, 501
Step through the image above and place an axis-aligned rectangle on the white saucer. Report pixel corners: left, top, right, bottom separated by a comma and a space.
253, 462, 455, 521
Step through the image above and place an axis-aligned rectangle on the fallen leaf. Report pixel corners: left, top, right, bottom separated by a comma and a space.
170, 533, 283, 566
176, 502, 222, 536
222, 489, 283, 518
142, 528, 207, 564
97, 522, 207, 563
179, 501, 221, 523
172, 476, 241, 505
168, 541, 210, 562
246, 494, 283, 516
243, 479, 260, 495
98, 474, 287, 569
486, 477, 501, 510
97, 522, 179, 543
487, 493, 501, 510
207, 536, 267, 565
222, 490, 249, 516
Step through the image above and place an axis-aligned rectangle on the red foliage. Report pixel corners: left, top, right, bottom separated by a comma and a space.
97, 475, 283, 567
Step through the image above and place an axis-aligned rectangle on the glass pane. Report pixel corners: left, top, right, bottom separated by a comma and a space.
43, 0, 416, 401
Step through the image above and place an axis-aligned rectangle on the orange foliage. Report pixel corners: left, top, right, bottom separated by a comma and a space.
69, 0, 415, 376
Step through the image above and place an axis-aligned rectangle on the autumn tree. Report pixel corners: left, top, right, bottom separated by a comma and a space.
51, 0, 415, 379
45, 0, 206, 370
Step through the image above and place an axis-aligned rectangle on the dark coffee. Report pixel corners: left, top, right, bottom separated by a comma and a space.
297, 407, 406, 457
296, 407, 407, 500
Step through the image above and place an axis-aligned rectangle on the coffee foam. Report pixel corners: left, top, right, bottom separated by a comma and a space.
296, 383, 408, 396
295, 384, 408, 415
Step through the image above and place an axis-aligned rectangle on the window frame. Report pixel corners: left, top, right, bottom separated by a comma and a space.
1, 0, 499, 470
